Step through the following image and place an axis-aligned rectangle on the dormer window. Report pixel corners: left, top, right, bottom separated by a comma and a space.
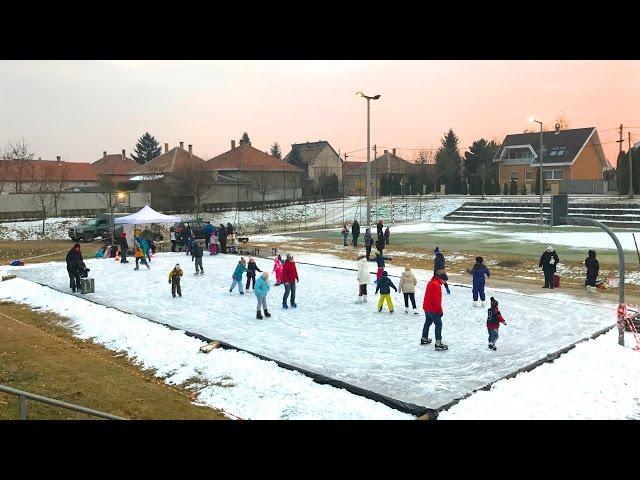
550, 147, 567, 157
506, 147, 533, 160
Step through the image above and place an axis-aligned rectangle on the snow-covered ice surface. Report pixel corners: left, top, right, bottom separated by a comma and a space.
0, 277, 411, 419
9, 251, 616, 409
439, 328, 640, 419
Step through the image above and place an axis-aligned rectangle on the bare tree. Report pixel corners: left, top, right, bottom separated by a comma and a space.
554, 114, 570, 131
170, 160, 215, 218
413, 149, 435, 194
2, 139, 34, 193
28, 162, 58, 235
0, 160, 7, 194
96, 175, 121, 245
252, 171, 278, 224
51, 162, 69, 215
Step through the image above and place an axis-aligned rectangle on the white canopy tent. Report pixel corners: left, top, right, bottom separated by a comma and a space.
114, 205, 181, 225
114, 205, 181, 250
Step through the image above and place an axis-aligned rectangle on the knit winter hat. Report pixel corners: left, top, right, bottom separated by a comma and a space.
434, 247, 440, 253
490, 296, 498, 307
476, 256, 483, 263
382, 271, 388, 277
175, 263, 180, 267
437, 272, 448, 281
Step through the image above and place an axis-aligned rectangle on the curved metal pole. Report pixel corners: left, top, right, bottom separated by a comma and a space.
562, 216, 625, 345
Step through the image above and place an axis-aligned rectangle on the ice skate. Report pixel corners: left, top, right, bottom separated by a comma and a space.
420, 337, 432, 345
256, 311, 263, 319
413, 309, 419, 315
435, 339, 449, 350
291, 303, 297, 308
282, 304, 288, 309
473, 300, 479, 307
404, 308, 409, 314
389, 310, 394, 314
363, 295, 367, 303
355, 297, 364, 304
489, 344, 497, 351
264, 309, 271, 318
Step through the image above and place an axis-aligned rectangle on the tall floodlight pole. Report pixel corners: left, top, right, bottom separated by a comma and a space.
529, 116, 544, 226
357, 91, 381, 231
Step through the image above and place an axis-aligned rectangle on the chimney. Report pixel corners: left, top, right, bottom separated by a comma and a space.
103, 151, 107, 158
121, 149, 126, 159
179, 141, 184, 149
188, 144, 193, 155
56, 156, 61, 163
164, 143, 169, 153
386, 151, 391, 173
231, 140, 236, 150
384, 149, 388, 155
392, 148, 396, 156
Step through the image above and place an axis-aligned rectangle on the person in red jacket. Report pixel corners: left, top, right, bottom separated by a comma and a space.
282, 254, 299, 309
486, 296, 507, 350
421, 272, 449, 350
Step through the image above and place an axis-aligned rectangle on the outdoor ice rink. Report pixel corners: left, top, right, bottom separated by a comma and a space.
14, 252, 615, 409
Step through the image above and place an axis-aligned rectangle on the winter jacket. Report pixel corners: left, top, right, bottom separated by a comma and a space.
168, 267, 183, 283
364, 232, 374, 248
136, 237, 148, 256
423, 275, 444, 314
341, 226, 349, 235
376, 222, 383, 237
66, 247, 83, 272
282, 260, 299, 284
203, 224, 215, 237
226, 223, 234, 236
375, 252, 385, 268
375, 237, 385, 252
375, 272, 397, 295
384, 227, 390, 243
539, 251, 560, 272
357, 257, 371, 285
434, 252, 446, 271
247, 260, 262, 277
134, 247, 144, 258
273, 258, 283, 273
254, 275, 270, 298
218, 226, 227, 241
487, 306, 506, 330
119, 235, 128, 251
352, 221, 360, 237
191, 242, 203, 258
232, 262, 247, 281
585, 250, 599, 276
467, 263, 490, 286
398, 271, 417, 294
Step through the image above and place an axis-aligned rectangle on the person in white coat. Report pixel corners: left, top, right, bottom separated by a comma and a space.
398, 265, 419, 314
356, 251, 371, 304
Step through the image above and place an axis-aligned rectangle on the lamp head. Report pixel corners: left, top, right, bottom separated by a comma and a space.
528, 115, 536, 123
372, 94, 381, 100
356, 91, 364, 98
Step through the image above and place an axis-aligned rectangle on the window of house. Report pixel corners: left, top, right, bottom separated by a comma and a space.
510, 172, 518, 181
525, 171, 534, 181
543, 170, 563, 180
507, 148, 533, 160
550, 147, 567, 157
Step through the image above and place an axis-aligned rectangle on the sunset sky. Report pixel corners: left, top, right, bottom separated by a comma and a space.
1, 60, 638, 165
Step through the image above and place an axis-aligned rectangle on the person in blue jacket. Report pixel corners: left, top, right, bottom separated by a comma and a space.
229, 257, 247, 294
203, 221, 215, 249
374, 249, 385, 281
466, 256, 490, 307
254, 272, 271, 319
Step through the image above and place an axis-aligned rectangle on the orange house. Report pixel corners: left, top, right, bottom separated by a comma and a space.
493, 127, 611, 193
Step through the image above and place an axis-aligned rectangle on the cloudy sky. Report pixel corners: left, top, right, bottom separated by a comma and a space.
1, 60, 638, 164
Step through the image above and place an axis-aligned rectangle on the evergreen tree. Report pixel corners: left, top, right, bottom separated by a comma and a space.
534, 169, 548, 195
270, 142, 282, 159
435, 129, 463, 194
463, 138, 500, 197
617, 148, 640, 196
131, 132, 162, 165
239, 132, 251, 146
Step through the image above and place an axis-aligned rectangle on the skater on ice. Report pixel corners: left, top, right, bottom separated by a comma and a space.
119, 232, 129, 263
433, 246, 451, 294
351, 219, 360, 247
272, 255, 283, 285
168, 263, 183, 298
355, 251, 370, 304
341, 223, 349, 246
421, 272, 449, 350
282, 254, 299, 309
134, 243, 150, 270
254, 272, 271, 319
364, 228, 374, 260
384, 226, 390, 246
218, 224, 228, 254
209, 231, 218, 255
191, 240, 204, 275
230, 257, 247, 294
375, 270, 397, 313
398, 265, 419, 314
203, 221, 214, 250
486, 296, 507, 350
374, 249, 385, 280
467, 256, 490, 307
539, 246, 559, 289
246, 256, 263, 291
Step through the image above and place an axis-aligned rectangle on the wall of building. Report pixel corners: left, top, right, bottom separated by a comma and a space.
307, 146, 343, 185
571, 141, 605, 180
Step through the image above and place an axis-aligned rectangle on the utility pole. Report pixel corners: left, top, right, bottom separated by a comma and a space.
630, 132, 634, 200
617, 124, 624, 156
373, 145, 377, 214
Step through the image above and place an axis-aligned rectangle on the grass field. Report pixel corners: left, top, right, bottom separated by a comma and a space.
0, 300, 226, 420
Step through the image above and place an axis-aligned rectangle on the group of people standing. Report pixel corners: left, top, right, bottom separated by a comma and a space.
341, 219, 390, 261
169, 222, 237, 256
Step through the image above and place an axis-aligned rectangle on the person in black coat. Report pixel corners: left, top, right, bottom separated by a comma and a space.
384, 226, 390, 245
364, 228, 374, 260
226, 223, 234, 237
539, 246, 560, 289
218, 224, 228, 254
191, 241, 204, 275
119, 232, 129, 263
245, 257, 263, 290
351, 220, 360, 247
585, 249, 599, 288
433, 246, 450, 294
65, 243, 83, 293
376, 220, 384, 238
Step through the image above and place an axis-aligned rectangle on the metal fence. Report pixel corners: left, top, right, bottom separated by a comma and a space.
0, 383, 126, 420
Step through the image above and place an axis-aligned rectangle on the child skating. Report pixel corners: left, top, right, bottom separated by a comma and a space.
272, 255, 283, 286
374, 249, 385, 280
467, 256, 490, 307
168, 263, 183, 298
134, 243, 150, 270
356, 251, 370, 304
254, 272, 271, 319
230, 257, 247, 294
209, 232, 218, 255
246, 257, 262, 291
399, 265, 419, 314
191, 241, 204, 275
486, 296, 507, 350
375, 270, 397, 313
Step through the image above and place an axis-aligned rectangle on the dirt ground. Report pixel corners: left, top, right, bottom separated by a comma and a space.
247, 237, 640, 305
0, 240, 82, 265
0, 301, 226, 420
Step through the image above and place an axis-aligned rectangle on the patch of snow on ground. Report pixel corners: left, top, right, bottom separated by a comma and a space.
0, 217, 85, 241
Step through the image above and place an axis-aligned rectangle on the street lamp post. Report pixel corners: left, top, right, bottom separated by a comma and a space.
529, 116, 544, 226
357, 91, 381, 231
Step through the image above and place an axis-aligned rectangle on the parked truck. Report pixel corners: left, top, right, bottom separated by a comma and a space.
68, 213, 130, 243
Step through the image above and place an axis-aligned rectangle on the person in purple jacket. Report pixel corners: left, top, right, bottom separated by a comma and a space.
466, 256, 490, 307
